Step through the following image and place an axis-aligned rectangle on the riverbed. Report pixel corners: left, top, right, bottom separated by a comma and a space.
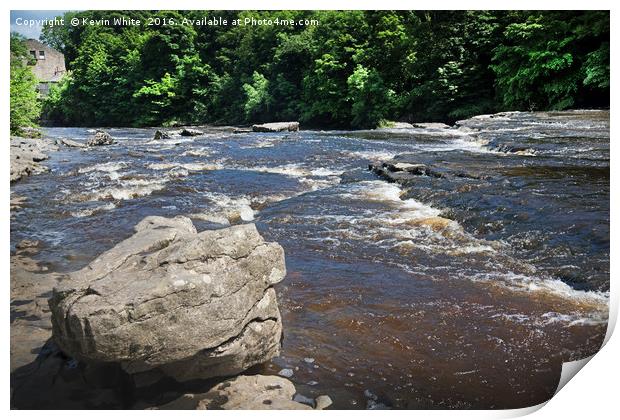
10, 110, 609, 409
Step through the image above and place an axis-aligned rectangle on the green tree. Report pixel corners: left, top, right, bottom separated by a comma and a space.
347, 65, 394, 128
38, 10, 609, 128
491, 11, 609, 110
243, 71, 272, 122
10, 33, 41, 135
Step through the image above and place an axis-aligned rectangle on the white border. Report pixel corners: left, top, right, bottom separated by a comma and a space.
4, 1, 617, 419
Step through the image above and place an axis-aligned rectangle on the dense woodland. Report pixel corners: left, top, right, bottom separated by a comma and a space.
11, 10, 610, 131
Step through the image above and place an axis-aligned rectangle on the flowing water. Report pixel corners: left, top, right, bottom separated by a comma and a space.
10, 110, 609, 409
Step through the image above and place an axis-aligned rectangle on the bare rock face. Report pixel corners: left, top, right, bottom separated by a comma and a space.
49, 215, 286, 382
252, 122, 299, 132
86, 130, 115, 146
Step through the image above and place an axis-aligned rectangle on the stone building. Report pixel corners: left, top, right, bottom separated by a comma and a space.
24, 39, 66, 96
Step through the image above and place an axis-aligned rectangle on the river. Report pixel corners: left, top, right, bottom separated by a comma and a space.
10, 110, 609, 409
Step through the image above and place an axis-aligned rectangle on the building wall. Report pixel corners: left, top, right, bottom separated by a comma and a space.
24, 39, 66, 83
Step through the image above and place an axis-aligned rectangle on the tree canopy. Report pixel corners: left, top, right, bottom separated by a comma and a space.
10, 33, 41, 135
39, 10, 609, 128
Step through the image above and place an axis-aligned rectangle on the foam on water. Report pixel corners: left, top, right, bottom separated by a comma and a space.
345, 150, 396, 161
201, 191, 256, 222
472, 271, 609, 310
147, 162, 224, 171
78, 161, 129, 174
70, 202, 117, 218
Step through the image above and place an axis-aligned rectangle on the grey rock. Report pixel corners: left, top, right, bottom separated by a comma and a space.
303, 357, 315, 364
293, 393, 315, 407
16, 239, 41, 250
179, 128, 204, 137
61, 138, 88, 148
10, 137, 58, 182
49, 216, 286, 382
315, 395, 333, 410
233, 128, 252, 134
278, 368, 294, 378
412, 122, 451, 129
156, 375, 312, 410
153, 130, 171, 140
252, 122, 299, 132
86, 130, 115, 146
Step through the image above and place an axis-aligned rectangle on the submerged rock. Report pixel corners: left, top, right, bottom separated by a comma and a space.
86, 130, 115, 146
409, 216, 454, 232
252, 122, 299, 132
49, 215, 286, 382
156, 375, 313, 409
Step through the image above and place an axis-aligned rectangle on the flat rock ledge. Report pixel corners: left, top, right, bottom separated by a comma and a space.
370, 156, 488, 183
252, 122, 299, 132
10, 137, 58, 182
156, 375, 332, 410
49, 215, 286, 382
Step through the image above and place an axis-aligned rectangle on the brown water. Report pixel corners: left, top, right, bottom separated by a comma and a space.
10, 110, 609, 409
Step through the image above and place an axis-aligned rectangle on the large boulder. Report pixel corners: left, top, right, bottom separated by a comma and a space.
86, 130, 115, 146
252, 122, 299, 132
49, 215, 286, 382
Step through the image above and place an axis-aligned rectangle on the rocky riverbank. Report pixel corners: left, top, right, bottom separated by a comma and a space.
11, 216, 329, 409
10, 137, 58, 182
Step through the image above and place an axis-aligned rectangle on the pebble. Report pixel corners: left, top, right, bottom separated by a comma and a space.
307, 380, 319, 386
278, 368, 294, 378
303, 357, 315, 364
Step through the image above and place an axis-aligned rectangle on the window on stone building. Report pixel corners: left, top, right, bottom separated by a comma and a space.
30, 50, 36, 59
38, 50, 45, 59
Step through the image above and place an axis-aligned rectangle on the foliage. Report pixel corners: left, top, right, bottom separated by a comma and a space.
40, 10, 609, 128
243, 72, 272, 121
10, 33, 41, 135
491, 11, 610, 110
